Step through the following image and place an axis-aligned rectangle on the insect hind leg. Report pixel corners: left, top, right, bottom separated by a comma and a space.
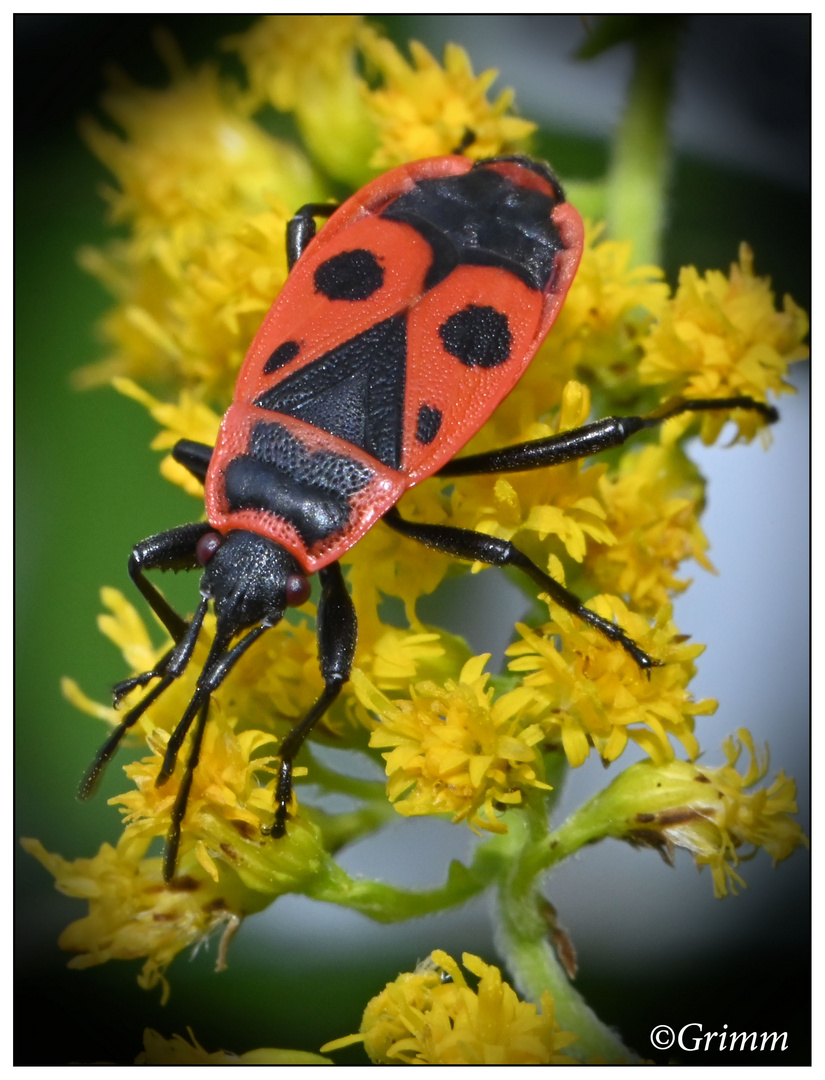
383, 508, 660, 671
437, 395, 779, 478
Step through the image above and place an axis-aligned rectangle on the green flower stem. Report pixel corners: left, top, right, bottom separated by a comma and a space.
487, 807, 637, 1062
305, 856, 486, 921
537, 764, 665, 868
497, 884, 636, 1062
607, 19, 679, 265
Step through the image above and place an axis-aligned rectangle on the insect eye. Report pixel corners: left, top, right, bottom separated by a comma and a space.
196, 531, 224, 566
285, 573, 311, 607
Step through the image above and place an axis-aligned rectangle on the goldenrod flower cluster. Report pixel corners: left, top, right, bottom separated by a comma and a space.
353, 656, 550, 833
322, 951, 579, 1065
130, 951, 576, 1065
23, 16, 807, 1061
558, 729, 807, 899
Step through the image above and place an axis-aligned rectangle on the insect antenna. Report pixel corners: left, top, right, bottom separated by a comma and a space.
78, 598, 209, 801
163, 697, 210, 881
154, 621, 269, 880
78, 675, 176, 800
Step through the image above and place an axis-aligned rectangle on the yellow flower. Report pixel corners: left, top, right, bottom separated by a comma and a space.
639, 243, 808, 443
63, 587, 330, 881
590, 443, 713, 612
108, 377, 222, 495
75, 29, 325, 397
110, 712, 326, 897
225, 19, 536, 179
360, 31, 535, 167
136, 1028, 330, 1064
81, 33, 317, 238
21, 834, 246, 1004
508, 600, 714, 767
322, 950, 578, 1064
450, 381, 615, 574
352, 656, 550, 833
542, 223, 669, 394
22, 705, 329, 996
44, 15, 808, 1006
224, 16, 377, 187
579, 729, 808, 897
358, 628, 447, 690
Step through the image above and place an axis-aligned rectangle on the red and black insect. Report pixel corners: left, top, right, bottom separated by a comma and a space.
80, 155, 777, 879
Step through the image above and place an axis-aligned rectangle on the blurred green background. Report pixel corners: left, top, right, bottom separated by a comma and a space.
16, 15, 810, 1065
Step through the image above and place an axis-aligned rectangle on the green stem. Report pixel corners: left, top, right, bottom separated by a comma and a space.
491, 814, 638, 1063
497, 893, 636, 1062
305, 855, 486, 922
607, 19, 680, 265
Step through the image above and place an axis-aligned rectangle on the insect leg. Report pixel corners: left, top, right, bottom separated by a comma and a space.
172, 440, 213, 484
163, 697, 209, 882
155, 620, 267, 787
271, 561, 357, 837
109, 521, 215, 704
452, 128, 476, 154
437, 396, 779, 478
128, 522, 214, 642
150, 622, 268, 880
286, 202, 339, 270
79, 597, 210, 800
383, 507, 658, 671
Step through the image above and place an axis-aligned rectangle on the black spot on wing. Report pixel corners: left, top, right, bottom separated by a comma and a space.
381, 165, 563, 292
224, 421, 373, 546
439, 305, 511, 368
253, 314, 407, 470
416, 405, 442, 445
314, 248, 384, 301
264, 340, 300, 374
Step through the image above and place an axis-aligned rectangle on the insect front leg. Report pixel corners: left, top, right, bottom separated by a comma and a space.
383, 508, 658, 671
112, 521, 214, 703
127, 521, 214, 641
270, 561, 357, 838
436, 395, 779, 477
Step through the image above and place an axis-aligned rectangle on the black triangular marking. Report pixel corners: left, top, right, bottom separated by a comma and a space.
254, 314, 407, 470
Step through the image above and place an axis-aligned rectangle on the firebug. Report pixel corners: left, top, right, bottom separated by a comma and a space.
80, 155, 777, 879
